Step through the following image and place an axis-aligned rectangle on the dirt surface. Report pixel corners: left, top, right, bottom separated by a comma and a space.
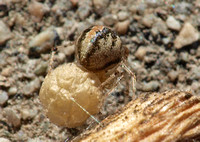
0, 0, 200, 141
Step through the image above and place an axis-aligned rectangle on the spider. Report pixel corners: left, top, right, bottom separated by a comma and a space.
75, 25, 136, 96
43, 25, 136, 128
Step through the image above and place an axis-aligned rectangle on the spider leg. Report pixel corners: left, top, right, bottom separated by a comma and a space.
99, 71, 124, 108
48, 46, 57, 74
121, 62, 136, 95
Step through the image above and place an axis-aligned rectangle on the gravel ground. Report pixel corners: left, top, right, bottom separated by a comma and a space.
0, 0, 200, 141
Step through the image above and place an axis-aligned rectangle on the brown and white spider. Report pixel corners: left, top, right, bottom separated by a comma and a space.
75, 25, 136, 94
40, 25, 136, 128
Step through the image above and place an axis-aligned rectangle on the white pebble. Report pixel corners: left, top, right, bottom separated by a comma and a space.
29, 27, 58, 53
21, 109, 38, 120
174, 22, 199, 49
166, 16, 181, 31
0, 138, 11, 142
118, 11, 129, 21
0, 91, 8, 106
8, 87, 17, 96
0, 20, 12, 45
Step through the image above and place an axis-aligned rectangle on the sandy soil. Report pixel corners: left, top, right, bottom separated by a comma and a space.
0, 0, 200, 141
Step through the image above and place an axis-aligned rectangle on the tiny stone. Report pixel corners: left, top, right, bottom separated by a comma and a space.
23, 78, 41, 96
4, 109, 21, 128
29, 27, 59, 56
8, 87, 17, 96
179, 52, 189, 62
174, 2, 192, 14
117, 11, 129, 21
142, 81, 160, 92
151, 27, 159, 37
27, 138, 43, 142
174, 22, 199, 49
63, 45, 75, 56
129, 5, 137, 14
191, 81, 200, 92
102, 14, 117, 26
1, 67, 13, 77
115, 20, 130, 35
190, 66, 200, 80
0, 138, 11, 142
34, 62, 48, 76
93, 0, 109, 15
23, 83, 35, 96
28, 0, 50, 22
146, 0, 160, 7
57, 52, 66, 63
21, 109, 38, 120
168, 71, 178, 82
77, 4, 91, 20
137, 3, 146, 15
0, 20, 12, 45
141, 14, 156, 28
0, 91, 8, 106
152, 18, 168, 36
162, 37, 171, 45
135, 46, 147, 60
166, 16, 181, 31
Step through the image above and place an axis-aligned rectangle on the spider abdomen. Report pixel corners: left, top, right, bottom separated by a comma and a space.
76, 26, 124, 72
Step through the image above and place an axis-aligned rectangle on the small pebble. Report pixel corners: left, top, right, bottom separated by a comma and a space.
92, 0, 109, 15
0, 138, 11, 142
23, 78, 41, 96
174, 22, 199, 49
63, 45, 75, 56
8, 87, 17, 96
146, 0, 160, 7
77, 2, 91, 20
142, 81, 160, 91
0, 91, 8, 106
152, 18, 168, 36
191, 81, 200, 92
70, 0, 78, 7
23, 82, 35, 96
102, 14, 117, 26
28, 0, 50, 22
179, 52, 189, 62
57, 52, 66, 62
4, 108, 21, 128
21, 109, 38, 120
166, 16, 181, 31
141, 14, 156, 28
168, 70, 178, 82
174, 2, 192, 14
0, 20, 12, 45
115, 20, 130, 35
117, 11, 129, 21
136, 3, 147, 15
1, 66, 13, 77
135, 46, 147, 60
29, 27, 59, 56
178, 72, 186, 82
27, 138, 43, 142
190, 66, 200, 80
34, 62, 48, 76
162, 37, 171, 45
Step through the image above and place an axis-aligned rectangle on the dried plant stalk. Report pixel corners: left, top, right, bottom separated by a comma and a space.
77, 90, 200, 142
